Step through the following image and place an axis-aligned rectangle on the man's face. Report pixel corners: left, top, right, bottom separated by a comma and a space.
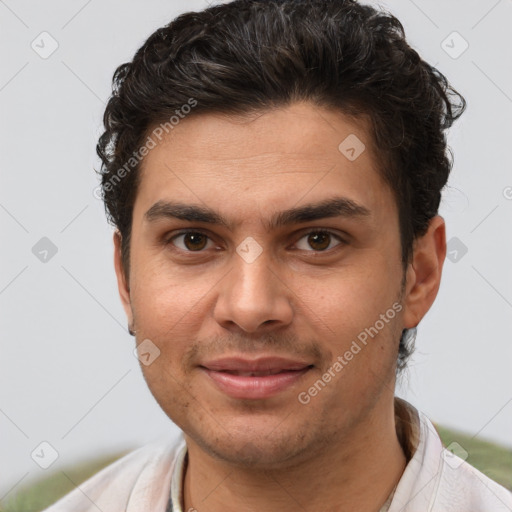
115, 102, 409, 468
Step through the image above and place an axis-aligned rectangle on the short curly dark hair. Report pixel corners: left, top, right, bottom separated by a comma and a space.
96, 0, 466, 373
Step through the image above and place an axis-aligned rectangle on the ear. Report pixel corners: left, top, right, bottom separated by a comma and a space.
113, 230, 133, 327
402, 216, 446, 329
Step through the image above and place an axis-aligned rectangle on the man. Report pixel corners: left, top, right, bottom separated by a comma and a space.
44, 0, 512, 510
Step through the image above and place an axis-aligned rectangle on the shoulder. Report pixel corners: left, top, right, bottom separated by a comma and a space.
42, 433, 185, 512
419, 408, 512, 511
391, 400, 512, 512
434, 446, 512, 511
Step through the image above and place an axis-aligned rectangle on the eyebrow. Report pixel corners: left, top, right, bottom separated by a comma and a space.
144, 196, 371, 231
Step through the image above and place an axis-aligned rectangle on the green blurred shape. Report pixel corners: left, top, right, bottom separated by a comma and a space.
0, 451, 130, 512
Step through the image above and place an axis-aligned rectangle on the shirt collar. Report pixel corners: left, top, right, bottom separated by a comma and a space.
168, 440, 188, 512
168, 397, 423, 512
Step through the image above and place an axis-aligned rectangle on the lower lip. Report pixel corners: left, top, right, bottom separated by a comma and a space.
201, 367, 312, 400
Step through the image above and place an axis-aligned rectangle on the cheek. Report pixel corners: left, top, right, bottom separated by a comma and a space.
131, 256, 213, 329
294, 260, 398, 332
291, 262, 403, 396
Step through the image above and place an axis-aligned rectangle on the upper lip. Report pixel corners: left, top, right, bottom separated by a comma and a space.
200, 356, 312, 373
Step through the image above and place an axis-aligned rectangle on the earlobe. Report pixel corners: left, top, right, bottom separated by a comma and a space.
402, 216, 446, 329
113, 231, 133, 326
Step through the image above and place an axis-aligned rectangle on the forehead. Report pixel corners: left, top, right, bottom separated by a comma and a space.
133, 102, 393, 227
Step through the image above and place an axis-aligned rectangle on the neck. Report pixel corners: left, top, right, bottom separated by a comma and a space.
183, 398, 407, 512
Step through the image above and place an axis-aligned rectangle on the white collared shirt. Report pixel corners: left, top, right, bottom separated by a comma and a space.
43, 398, 512, 511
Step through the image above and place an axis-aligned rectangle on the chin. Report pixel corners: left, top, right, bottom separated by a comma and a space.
201, 435, 304, 469
184, 414, 331, 470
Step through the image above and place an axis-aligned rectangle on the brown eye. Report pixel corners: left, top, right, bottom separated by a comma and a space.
295, 230, 344, 252
169, 231, 213, 252
308, 232, 330, 251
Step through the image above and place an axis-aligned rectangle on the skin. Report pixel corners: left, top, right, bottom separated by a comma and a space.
113, 102, 446, 511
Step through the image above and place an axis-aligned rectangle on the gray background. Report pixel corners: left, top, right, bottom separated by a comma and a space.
1, 0, 511, 499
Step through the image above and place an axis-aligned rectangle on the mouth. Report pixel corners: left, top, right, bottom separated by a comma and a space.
199, 357, 314, 400
217, 369, 299, 376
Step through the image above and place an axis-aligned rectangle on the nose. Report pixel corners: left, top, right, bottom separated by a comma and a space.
212, 249, 294, 334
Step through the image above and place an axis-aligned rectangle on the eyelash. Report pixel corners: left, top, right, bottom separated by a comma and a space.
164, 229, 347, 254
